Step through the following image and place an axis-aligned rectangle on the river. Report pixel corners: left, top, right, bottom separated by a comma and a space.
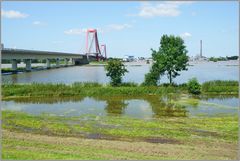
2, 60, 238, 84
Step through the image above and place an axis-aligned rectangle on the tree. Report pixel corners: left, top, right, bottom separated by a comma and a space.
143, 62, 165, 86
105, 59, 128, 86
144, 35, 189, 85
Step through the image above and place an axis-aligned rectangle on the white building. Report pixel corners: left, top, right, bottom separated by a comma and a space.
123, 55, 135, 62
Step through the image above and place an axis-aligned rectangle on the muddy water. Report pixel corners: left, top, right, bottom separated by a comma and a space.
2, 95, 238, 118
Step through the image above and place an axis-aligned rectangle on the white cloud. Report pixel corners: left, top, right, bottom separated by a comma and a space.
180, 32, 192, 38
33, 21, 47, 26
107, 23, 132, 31
1, 10, 28, 19
64, 24, 130, 36
33, 21, 41, 25
64, 28, 87, 35
132, 1, 193, 18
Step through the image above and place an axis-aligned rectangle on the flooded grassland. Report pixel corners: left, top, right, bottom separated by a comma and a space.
2, 85, 238, 160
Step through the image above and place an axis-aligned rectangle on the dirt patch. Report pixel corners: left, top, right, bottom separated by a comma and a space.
143, 137, 180, 144
85, 133, 118, 141
189, 129, 220, 137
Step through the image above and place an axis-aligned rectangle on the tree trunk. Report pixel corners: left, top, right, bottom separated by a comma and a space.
169, 71, 172, 84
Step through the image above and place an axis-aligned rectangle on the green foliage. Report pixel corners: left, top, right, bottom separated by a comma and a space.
202, 80, 238, 94
144, 35, 189, 85
187, 78, 201, 95
105, 60, 128, 86
209, 57, 227, 62
143, 59, 166, 86
2, 80, 238, 99
2, 82, 185, 98
226, 56, 238, 60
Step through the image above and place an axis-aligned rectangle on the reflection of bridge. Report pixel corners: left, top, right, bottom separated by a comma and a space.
1, 29, 106, 71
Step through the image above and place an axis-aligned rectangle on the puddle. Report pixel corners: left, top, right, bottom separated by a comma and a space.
2, 94, 238, 118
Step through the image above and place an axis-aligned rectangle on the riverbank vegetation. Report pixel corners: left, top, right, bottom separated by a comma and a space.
2, 80, 238, 99
2, 110, 238, 160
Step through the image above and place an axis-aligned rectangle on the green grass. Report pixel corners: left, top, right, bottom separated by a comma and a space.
2, 110, 238, 143
2, 110, 238, 160
2, 82, 185, 98
2, 80, 238, 99
202, 80, 238, 94
1, 66, 41, 72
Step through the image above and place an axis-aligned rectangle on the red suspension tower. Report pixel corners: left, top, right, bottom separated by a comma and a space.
101, 44, 107, 60
86, 29, 106, 61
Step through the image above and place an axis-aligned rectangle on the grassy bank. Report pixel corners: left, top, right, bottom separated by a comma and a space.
2, 80, 238, 99
1, 66, 41, 73
202, 80, 239, 94
2, 82, 186, 98
2, 110, 238, 160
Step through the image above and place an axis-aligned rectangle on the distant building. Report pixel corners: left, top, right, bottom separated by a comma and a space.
194, 54, 208, 61
192, 40, 208, 61
123, 55, 135, 62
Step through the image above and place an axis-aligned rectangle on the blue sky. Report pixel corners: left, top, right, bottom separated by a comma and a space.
2, 1, 238, 58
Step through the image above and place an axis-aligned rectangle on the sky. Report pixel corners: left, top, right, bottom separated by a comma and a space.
2, 1, 239, 58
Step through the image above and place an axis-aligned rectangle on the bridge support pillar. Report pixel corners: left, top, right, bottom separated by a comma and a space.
46, 59, 51, 69
64, 58, 68, 66
56, 58, 60, 68
25, 59, 31, 71
12, 59, 18, 71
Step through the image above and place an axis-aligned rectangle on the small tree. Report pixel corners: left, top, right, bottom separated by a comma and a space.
144, 35, 189, 85
187, 78, 201, 95
105, 59, 128, 86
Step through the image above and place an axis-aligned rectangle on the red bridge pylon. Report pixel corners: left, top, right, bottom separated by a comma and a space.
101, 44, 107, 61
86, 29, 106, 61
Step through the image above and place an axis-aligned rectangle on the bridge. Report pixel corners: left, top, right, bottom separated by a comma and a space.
1, 29, 106, 71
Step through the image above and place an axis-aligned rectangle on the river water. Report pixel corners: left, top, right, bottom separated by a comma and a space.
2, 60, 239, 84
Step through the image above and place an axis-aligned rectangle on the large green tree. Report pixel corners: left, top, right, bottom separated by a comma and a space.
105, 59, 128, 86
144, 35, 189, 85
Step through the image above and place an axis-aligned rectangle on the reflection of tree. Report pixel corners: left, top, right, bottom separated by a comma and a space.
144, 95, 188, 118
104, 97, 128, 116
12, 96, 85, 104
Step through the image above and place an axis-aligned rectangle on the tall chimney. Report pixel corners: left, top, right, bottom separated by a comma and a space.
200, 40, 202, 58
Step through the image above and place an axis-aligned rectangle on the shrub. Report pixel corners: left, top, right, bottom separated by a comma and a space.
187, 78, 201, 95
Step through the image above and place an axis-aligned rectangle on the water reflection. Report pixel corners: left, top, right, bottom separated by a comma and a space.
146, 96, 188, 117
2, 94, 238, 118
104, 97, 128, 116
4, 96, 85, 104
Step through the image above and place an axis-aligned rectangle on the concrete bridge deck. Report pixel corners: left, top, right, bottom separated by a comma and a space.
1, 48, 90, 71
